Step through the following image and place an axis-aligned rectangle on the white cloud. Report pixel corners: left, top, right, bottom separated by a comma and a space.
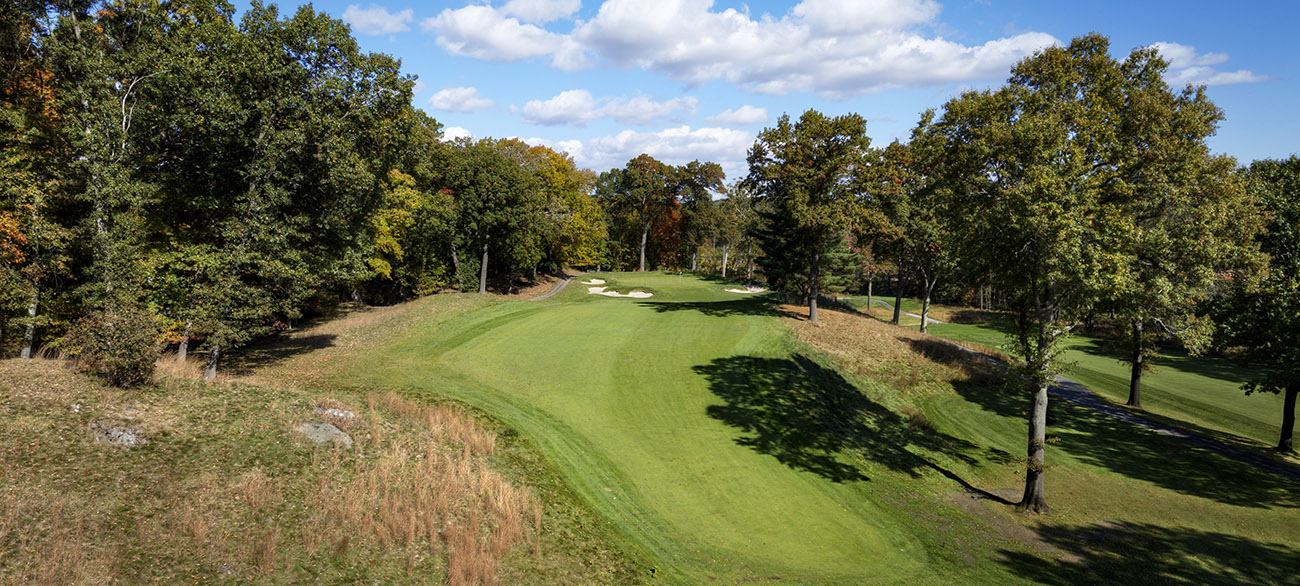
519, 90, 697, 126
792, 0, 940, 33
419, 0, 1054, 98
567, 125, 754, 177
574, 0, 1056, 98
343, 4, 413, 35
422, 5, 589, 70
412, 80, 427, 95
708, 105, 768, 126
501, 0, 582, 24
428, 87, 496, 113
520, 89, 602, 126
441, 126, 474, 142
1150, 42, 1265, 87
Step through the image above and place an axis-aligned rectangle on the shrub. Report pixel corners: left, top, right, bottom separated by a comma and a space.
61, 304, 161, 388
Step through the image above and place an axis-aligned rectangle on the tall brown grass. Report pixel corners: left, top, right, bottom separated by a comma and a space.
308, 392, 540, 585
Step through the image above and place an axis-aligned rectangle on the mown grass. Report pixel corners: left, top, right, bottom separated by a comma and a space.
792, 305, 1300, 585
920, 317, 1292, 451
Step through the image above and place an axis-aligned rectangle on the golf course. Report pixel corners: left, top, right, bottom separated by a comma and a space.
311, 272, 1300, 584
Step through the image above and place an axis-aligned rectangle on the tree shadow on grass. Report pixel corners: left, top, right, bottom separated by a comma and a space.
222, 333, 337, 376
1070, 336, 1252, 386
636, 296, 781, 318
950, 372, 1300, 509
694, 354, 1010, 502
998, 522, 1300, 586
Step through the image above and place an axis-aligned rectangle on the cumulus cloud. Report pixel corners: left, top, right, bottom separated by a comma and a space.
428, 87, 496, 113
501, 0, 582, 23
708, 105, 768, 126
420, 0, 1055, 98
422, 4, 589, 70
519, 90, 698, 126
1150, 42, 1266, 87
441, 126, 474, 142
551, 125, 754, 177
343, 4, 413, 35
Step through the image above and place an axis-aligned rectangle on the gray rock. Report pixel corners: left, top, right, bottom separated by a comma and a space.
295, 422, 352, 449
89, 422, 146, 448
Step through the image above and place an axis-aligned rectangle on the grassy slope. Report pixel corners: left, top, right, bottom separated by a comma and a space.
921, 319, 1289, 449
333, 273, 1035, 584
791, 306, 1300, 585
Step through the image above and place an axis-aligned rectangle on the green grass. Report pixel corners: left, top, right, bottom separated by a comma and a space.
333, 273, 1038, 584
924, 320, 1292, 449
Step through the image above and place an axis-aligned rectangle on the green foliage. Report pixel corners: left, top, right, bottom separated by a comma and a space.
745, 109, 873, 317
1217, 157, 1300, 397
60, 303, 161, 387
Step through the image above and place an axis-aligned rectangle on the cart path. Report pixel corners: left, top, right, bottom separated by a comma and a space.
941, 336, 1300, 483
530, 275, 573, 301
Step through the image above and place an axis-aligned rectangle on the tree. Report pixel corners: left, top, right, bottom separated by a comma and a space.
1217, 157, 1300, 452
927, 35, 1145, 512
745, 109, 873, 322
1074, 44, 1266, 408
444, 141, 543, 294
678, 160, 725, 271
878, 137, 953, 333
606, 154, 681, 272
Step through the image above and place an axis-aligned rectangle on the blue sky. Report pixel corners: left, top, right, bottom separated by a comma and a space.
241, 0, 1297, 180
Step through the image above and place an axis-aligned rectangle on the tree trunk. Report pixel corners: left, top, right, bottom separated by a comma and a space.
1279, 386, 1297, 453
690, 249, 697, 272
479, 240, 490, 294
866, 273, 873, 313
892, 272, 904, 325
639, 225, 649, 272
449, 236, 463, 291
808, 253, 820, 323
1126, 319, 1144, 408
177, 318, 192, 363
721, 246, 729, 278
745, 240, 753, 280
20, 285, 38, 359
204, 343, 220, 381
920, 275, 935, 334
1018, 379, 1050, 513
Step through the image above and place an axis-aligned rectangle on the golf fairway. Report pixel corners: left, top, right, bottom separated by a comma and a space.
351, 273, 942, 584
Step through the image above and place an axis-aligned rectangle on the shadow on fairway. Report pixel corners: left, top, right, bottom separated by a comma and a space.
637, 296, 781, 318
950, 372, 1300, 509
997, 522, 1300, 586
694, 354, 1009, 502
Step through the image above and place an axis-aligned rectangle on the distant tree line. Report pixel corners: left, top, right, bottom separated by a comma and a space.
3, 3, 1296, 513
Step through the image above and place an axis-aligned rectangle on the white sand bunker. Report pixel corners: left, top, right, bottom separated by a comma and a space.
588, 286, 653, 298
582, 279, 606, 285
724, 286, 768, 294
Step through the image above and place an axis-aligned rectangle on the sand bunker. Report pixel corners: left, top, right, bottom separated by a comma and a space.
587, 286, 653, 298
582, 279, 606, 285
724, 286, 768, 294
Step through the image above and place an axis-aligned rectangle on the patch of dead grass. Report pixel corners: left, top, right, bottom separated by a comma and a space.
783, 305, 994, 397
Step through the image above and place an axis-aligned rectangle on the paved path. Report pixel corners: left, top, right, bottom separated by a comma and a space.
943, 337, 1300, 482
864, 298, 946, 324
530, 275, 573, 301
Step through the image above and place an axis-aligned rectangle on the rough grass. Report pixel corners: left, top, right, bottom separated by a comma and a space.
0, 294, 639, 584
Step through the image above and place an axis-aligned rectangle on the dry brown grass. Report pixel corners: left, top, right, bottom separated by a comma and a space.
307, 392, 540, 585
784, 304, 993, 397
1, 355, 538, 585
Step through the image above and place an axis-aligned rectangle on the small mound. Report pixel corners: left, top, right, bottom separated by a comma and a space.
587, 286, 653, 298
